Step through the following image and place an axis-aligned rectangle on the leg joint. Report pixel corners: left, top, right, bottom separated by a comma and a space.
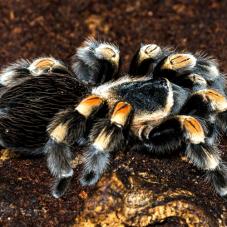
75, 95, 104, 118
179, 116, 205, 144
111, 101, 133, 127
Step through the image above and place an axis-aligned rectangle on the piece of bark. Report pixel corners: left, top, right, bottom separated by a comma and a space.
74, 152, 225, 227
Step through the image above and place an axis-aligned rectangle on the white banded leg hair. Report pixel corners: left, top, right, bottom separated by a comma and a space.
80, 101, 133, 186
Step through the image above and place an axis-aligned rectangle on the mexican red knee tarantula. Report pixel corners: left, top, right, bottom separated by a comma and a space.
0, 39, 226, 199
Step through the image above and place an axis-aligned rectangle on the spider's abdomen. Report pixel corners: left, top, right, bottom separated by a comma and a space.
0, 74, 87, 152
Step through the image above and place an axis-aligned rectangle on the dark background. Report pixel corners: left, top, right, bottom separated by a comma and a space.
0, 0, 226, 226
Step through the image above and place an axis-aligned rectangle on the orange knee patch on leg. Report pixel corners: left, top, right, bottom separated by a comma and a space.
196, 89, 227, 112
33, 58, 56, 70
162, 54, 196, 71
76, 95, 104, 118
111, 102, 133, 127
187, 73, 207, 85
180, 116, 205, 144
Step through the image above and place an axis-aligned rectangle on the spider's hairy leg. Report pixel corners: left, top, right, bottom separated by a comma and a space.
173, 73, 208, 92
153, 53, 198, 87
80, 101, 133, 186
0, 57, 71, 88
129, 43, 169, 76
28, 57, 73, 76
181, 89, 227, 134
153, 51, 226, 93
159, 53, 197, 73
45, 139, 73, 198
72, 38, 121, 85
44, 95, 104, 198
0, 59, 31, 88
144, 115, 227, 197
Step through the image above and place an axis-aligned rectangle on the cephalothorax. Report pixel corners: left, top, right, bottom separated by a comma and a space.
0, 39, 226, 198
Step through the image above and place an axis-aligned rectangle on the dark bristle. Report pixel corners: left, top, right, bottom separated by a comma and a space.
45, 139, 73, 178
207, 163, 227, 197
15, 68, 31, 77
80, 145, 110, 186
83, 171, 96, 183
52, 177, 72, 199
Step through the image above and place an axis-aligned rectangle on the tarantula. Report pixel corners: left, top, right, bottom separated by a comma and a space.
0, 39, 226, 199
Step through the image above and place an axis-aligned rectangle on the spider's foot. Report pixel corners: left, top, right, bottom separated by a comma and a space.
208, 163, 227, 197
72, 38, 120, 85
129, 43, 164, 75
44, 139, 74, 198
80, 145, 108, 186
80, 171, 101, 186
52, 177, 72, 198
161, 53, 197, 72
45, 139, 73, 178
138, 44, 162, 63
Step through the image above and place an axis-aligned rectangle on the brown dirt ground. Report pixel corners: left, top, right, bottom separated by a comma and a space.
0, 0, 227, 226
